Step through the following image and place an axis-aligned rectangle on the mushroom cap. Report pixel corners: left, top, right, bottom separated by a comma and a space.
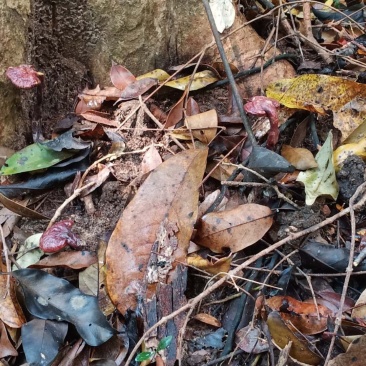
244, 96, 280, 116
5, 65, 43, 89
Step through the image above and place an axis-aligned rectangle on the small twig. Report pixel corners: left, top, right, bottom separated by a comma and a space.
47, 182, 95, 229
124, 186, 366, 366
324, 181, 366, 364
0, 225, 10, 296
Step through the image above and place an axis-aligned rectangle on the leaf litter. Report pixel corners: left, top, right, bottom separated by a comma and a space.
3, 4, 366, 365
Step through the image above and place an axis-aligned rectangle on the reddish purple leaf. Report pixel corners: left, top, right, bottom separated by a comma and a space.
40, 220, 81, 253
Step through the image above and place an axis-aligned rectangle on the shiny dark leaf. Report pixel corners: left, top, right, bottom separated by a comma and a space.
13, 269, 115, 346
22, 319, 68, 366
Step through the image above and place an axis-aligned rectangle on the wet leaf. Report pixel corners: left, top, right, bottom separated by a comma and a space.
266, 296, 333, 334
119, 78, 158, 100
12, 268, 115, 346
22, 319, 68, 366
31, 251, 97, 270
106, 148, 208, 314
40, 220, 82, 253
187, 253, 231, 275
195, 204, 273, 253
297, 132, 338, 205
6, 64, 42, 89
41, 130, 90, 152
299, 241, 366, 273
281, 145, 318, 170
267, 311, 323, 365
165, 70, 219, 91
110, 64, 136, 90
236, 325, 269, 354
0, 143, 74, 175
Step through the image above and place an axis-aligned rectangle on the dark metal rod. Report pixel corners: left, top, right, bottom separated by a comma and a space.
202, 0, 257, 145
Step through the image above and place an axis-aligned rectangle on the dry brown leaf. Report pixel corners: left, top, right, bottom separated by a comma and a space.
140, 145, 162, 175
81, 111, 118, 127
30, 251, 97, 270
281, 145, 318, 170
0, 265, 26, 328
106, 148, 208, 314
165, 90, 187, 128
198, 190, 228, 220
193, 313, 221, 327
352, 288, 366, 319
185, 109, 218, 144
119, 78, 158, 100
187, 253, 231, 275
110, 64, 136, 90
236, 325, 269, 354
266, 296, 333, 335
0, 320, 17, 358
195, 204, 273, 253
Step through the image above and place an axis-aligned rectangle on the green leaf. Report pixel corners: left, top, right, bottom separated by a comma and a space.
157, 335, 173, 352
297, 131, 339, 205
135, 351, 154, 362
0, 143, 74, 175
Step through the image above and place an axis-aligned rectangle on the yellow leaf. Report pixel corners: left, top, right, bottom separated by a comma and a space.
165, 70, 218, 91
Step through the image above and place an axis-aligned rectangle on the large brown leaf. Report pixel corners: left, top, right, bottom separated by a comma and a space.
105, 148, 208, 314
195, 204, 273, 253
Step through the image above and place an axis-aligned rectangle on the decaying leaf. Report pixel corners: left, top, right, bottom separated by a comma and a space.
106, 148, 207, 314
13, 233, 43, 270
236, 325, 269, 354
266, 296, 333, 335
352, 288, 366, 320
209, 0, 236, 33
22, 319, 68, 366
137, 69, 170, 82
195, 204, 273, 253
0, 194, 49, 219
266, 74, 366, 114
281, 145, 318, 170
328, 334, 366, 366
41, 130, 90, 152
0, 319, 17, 358
297, 132, 339, 205
119, 78, 158, 100
80, 111, 119, 127
267, 311, 323, 365
12, 268, 115, 346
0, 264, 26, 328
